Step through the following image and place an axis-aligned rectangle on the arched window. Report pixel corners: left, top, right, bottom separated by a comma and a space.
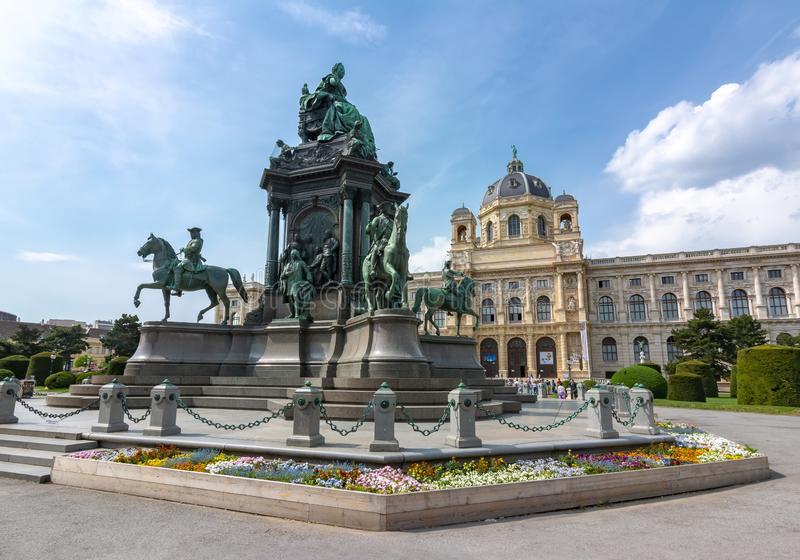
661, 292, 679, 321
666, 336, 678, 363
457, 225, 467, 242
507, 297, 523, 323
537, 215, 547, 237
731, 289, 749, 317
598, 296, 615, 322
629, 294, 646, 321
433, 310, 446, 327
536, 296, 551, 322
601, 337, 617, 362
768, 287, 788, 317
559, 214, 572, 231
507, 214, 521, 237
695, 291, 713, 311
633, 336, 650, 361
481, 298, 496, 324
486, 221, 494, 242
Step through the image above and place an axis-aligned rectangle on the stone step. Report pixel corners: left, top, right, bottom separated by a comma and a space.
0, 446, 61, 467
90, 375, 213, 386
69, 384, 205, 397
0, 461, 51, 483
0, 434, 96, 453
46, 394, 104, 408
309, 400, 511, 421
495, 394, 539, 403
180, 396, 273, 410
0, 425, 86, 440
200, 386, 290, 398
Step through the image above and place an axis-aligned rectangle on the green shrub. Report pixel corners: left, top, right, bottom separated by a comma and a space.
583, 379, 597, 390
0, 355, 29, 379
667, 373, 706, 402
26, 352, 65, 386
44, 372, 76, 389
730, 365, 738, 399
74, 372, 93, 384
675, 359, 719, 397
640, 362, 662, 374
107, 356, 129, 376
0, 368, 15, 379
610, 365, 667, 398
737, 345, 800, 406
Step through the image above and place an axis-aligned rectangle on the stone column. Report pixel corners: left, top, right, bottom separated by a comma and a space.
92, 380, 128, 433
681, 271, 691, 320
753, 267, 765, 318
555, 272, 564, 311
341, 190, 354, 285
792, 265, 800, 318
648, 274, 659, 322
143, 381, 181, 437
585, 386, 619, 439
370, 383, 399, 452
498, 335, 508, 377
264, 202, 281, 290
716, 269, 729, 319
577, 271, 585, 310
616, 275, 627, 322
359, 197, 371, 280
524, 280, 532, 319
558, 332, 568, 378
446, 383, 482, 448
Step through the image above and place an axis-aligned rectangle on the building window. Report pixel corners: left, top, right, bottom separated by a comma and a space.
536, 296, 551, 322
559, 214, 572, 231
507, 214, 521, 237
481, 299, 496, 324
481, 282, 494, 293
433, 310, 446, 327
537, 215, 547, 237
601, 337, 618, 362
731, 289, 750, 317
486, 221, 494, 242
661, 275, 675, 285
507, 297, 523, 323
629, 278, 642, 287
598, 296, 615, 322
535, 278, 549, 289
507, 280, 519, 291
695, 273, 709, 283
457, 225, 467, 242
768, 269, 782, 279
695, 291, 713, 311
661, 292, 679, 321
633, 336, 650, 361
768, 287, 789, 317
731, 271, 744, 281
231, 300, 239, 308
598, 279, 611, 289
629, 294, 646, 322
666, 336, 678, 363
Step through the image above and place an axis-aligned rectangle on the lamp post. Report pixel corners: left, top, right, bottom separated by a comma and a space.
50, 351, 56, 375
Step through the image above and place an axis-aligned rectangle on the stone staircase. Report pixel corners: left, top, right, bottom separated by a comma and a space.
0, 426, 97, 483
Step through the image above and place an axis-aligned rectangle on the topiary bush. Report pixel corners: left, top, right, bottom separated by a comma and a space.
730, 365, 738, 399
667, 373, 706, 402
107, 356, 129, 376
583, 379, 597, 390
44, 372, 76, 389
74, 372, 93, 384
737, 345, 800, 406
0, 355, 29, 379
27, 352, 65, 386
0, 368, 15, 379
640, 362, 662, 374
675, 359, 718, 397
610, 365, 667, 398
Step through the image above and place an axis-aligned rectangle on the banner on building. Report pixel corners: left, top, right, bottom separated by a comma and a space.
539, 351, 554, 365
579, 321, 590, 363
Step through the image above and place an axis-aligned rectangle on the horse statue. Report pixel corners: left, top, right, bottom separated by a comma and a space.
134, 233, 248, 324
361, 203, 411, 312
412, 276, 480, 336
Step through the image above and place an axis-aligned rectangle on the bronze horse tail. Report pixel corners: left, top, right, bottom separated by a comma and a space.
228, 268, 249, 303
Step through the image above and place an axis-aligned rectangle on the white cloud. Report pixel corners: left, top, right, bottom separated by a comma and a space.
409, 236, 449, 273
277, 1, 386, 44
18, 251, 80, 263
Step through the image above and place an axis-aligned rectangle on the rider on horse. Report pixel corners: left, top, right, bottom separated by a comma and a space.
365, 203, 393, 280
171, 227, 207, 296
442, 259, 464, 308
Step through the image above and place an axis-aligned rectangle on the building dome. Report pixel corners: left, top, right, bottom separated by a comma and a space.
555, 192, 575, 204
481, 149, 551, 207
451, 205, 472, 217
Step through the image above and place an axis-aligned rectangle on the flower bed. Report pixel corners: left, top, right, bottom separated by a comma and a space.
68, 423, 758, 494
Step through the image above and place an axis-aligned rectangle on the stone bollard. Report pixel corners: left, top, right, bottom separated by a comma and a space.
287, 381, 324, 447
92, 380, 129, 433
143, 380, 181, 437
629, 386, 659, 435
0, 377, 21, 424
614, 385, 631, 419
370, 382, 400, 452
446, 382, 482, 448
585, 385, 619, 439
579, 382, 586, 401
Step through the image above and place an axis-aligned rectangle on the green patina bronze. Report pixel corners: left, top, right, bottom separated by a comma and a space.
412, 260, 480, 336
280, 249, 315, 321
135, 232, 248, 324
362, 203, 411, 312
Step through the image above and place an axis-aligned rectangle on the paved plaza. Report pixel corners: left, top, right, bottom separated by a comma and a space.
0, 400, 797, 560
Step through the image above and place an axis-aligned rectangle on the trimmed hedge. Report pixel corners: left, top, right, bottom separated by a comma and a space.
610, 365, 667, 398
583, 379, 597, 390
44, 372, 76, 389
74, 372, 93, 384
107, 356, 129, 376
737, 345, 800, 406
0, 369, 15, 379
730, 365, 738, 399
27, 352, 65, 386
675, 359, 718, 397
667, 373, 706, 402
0, 355, 29, 379
640, 362, 662, 374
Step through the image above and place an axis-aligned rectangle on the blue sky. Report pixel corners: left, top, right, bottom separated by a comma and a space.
2, 0, 800, 324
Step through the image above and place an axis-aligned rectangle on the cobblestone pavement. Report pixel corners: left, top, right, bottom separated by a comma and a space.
0, 404, 797, 560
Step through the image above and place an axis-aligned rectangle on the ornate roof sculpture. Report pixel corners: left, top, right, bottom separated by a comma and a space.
481, 147, 551, 207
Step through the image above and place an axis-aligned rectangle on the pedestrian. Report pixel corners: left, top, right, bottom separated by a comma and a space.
557, 383, 567, 400
569, 379, 578, 400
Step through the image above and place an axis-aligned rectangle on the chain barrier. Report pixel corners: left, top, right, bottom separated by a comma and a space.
610, 396, 643, 427
11, 392, 98, 420
120, 395, 151, 424
397, 402, 450, 436
318, 401, 373, 436
475, 400, 591, 432
176, 397, 293, 430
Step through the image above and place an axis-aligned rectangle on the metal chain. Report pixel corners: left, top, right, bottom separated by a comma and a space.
397, 402, 450, 436
12, 393, 98, 420
318, 401, 373, 436
120, 395, 151, 424
475, 400, 590, 432
610, 397, 643, 427
176, 397, 292, 430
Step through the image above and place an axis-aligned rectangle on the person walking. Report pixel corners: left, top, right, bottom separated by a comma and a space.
557, 383, 567, 400
569, 379, 578, 400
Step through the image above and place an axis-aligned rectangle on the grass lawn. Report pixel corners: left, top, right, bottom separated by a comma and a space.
34, 386, 70, 393
654, 395, 800, 416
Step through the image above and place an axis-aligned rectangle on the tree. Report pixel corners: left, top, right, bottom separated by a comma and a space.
0, 338, 20, 358
101, 314, 142, 357
724, 314, 768, 362
776, 332, 800, 347
10, 324, 44, 355
671, 308, 731, 373
40, 325, 88, 367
